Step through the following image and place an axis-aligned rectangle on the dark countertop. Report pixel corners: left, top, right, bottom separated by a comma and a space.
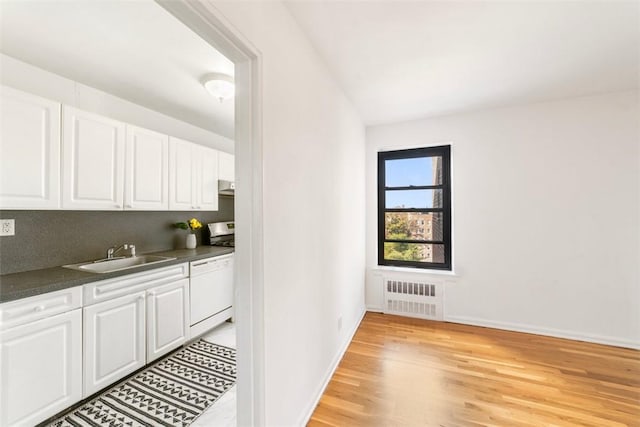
0, 246, 233, 304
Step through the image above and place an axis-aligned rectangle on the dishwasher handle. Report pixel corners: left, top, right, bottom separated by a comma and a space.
190, 254, 234, 276
192, 260, 210, 267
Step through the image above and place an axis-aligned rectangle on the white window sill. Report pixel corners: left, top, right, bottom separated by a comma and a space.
371, 265, 459, 277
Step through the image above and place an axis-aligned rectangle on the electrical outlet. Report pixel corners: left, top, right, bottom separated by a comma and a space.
338, 316, 343, 331
0, 219, 15, 236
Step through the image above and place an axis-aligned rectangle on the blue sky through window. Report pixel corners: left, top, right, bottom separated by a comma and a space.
385, 157, 433, 187
385, 157, 438, 208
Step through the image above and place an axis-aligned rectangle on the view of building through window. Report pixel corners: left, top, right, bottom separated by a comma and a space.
384, 212, 444, 263
384, 156, 444, 262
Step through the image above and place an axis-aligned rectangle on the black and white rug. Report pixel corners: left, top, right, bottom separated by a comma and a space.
48, 340, 236, 427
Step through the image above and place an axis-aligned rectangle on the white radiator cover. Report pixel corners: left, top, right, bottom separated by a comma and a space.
383, 276, 444, 321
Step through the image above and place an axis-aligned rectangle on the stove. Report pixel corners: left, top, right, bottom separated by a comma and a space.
208, 221, 235, 247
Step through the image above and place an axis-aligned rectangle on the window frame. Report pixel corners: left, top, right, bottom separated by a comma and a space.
377, 145, 452, 270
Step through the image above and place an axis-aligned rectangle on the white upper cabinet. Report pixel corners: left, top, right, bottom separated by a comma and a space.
197, 144, 219, 211
1, 87, 220, 212
125, 125, 169, 210
169, 137, 219, 211
169, 137, 196, 210
218, 151, 234, 182
0, 86, 61, 209
62, 106, 125, 210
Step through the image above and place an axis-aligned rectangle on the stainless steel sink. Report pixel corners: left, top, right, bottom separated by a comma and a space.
63, 255, 176, 274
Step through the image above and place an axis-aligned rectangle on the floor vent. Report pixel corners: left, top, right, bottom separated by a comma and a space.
383, 278, 443, 321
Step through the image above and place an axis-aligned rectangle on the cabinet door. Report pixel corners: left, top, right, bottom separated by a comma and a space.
218, 151, 234, 182
0, 310, 82, 427
83, 291, 145, 397
147, 278, 189, 362
0, 86, 61, 209
125, 125, 169, 210
169, 137, 195, 210
196, 145, 219, 211
62, 106, 125, 210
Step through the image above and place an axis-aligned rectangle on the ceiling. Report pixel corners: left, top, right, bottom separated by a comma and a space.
0, 0, 235, 138
1, 1, 637, 133
285, 1, 640, 126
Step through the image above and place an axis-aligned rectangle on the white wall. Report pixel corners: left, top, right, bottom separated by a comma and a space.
0, 53, 234, 153
366, 91, 640, 349
211, 2, 366, 426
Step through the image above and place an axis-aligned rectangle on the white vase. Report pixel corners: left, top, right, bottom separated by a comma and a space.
186, 233, 197, 249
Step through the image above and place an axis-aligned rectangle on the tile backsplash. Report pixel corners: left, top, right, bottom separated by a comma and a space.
0, 197, 233, 275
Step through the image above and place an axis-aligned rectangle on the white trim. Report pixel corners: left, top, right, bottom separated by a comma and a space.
366, 305, 384, 313
376, 140, 454, 153
155, 2, 265, 426
371, 266, 458, 277
299, 308, 367, 426
445, 315, 640, 350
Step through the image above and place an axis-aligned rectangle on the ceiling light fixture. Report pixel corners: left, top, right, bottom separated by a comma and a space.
202, 73, 235, 103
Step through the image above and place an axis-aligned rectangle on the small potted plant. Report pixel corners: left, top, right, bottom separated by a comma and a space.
174, 218, 203, 249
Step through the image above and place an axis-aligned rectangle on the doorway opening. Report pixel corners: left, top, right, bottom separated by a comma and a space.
0, 0, 264, 424
156, 2, 265, 425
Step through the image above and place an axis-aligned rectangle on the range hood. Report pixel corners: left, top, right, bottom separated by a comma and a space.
218, 180, 235, 196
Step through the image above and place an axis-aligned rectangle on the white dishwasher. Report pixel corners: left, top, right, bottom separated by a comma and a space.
189, 253, 234, 338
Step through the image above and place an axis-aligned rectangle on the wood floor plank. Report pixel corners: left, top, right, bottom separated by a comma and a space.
308, 313, 640, 427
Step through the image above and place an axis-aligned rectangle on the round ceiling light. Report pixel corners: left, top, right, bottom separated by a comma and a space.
202, 73, 235, 103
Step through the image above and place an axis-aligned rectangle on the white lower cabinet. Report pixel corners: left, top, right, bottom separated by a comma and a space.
147, 278, 189, 362
83, 291, 146, 397
82, 263, 189, 397
0, 309, 82, 427
0, 263, 192, 424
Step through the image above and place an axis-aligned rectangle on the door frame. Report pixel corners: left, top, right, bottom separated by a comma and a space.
156, 2, 265, 425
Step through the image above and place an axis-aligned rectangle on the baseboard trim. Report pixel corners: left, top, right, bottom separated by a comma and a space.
365, 304, 383, 313
298, 307, 367, 426
445, 315, 640, 350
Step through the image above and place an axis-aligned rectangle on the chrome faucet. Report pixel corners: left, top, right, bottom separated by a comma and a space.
107, 244, 136, 259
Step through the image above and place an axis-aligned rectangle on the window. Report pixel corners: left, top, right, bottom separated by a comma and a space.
378, 145, 452, 270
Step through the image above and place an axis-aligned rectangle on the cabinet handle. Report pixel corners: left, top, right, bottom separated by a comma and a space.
33, 305, 46, 312
125, 204, 132, 208
115, 204, 122, 208
137, 295, 144, 301
148, 292, 156, 297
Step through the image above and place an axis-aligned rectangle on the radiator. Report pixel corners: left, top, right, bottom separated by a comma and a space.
383, 277, 444, 321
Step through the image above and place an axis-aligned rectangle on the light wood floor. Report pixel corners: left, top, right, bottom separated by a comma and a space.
308, 312, 640, 427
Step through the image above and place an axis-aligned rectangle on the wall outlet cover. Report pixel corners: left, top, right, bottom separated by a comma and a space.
0, 219, 15, 236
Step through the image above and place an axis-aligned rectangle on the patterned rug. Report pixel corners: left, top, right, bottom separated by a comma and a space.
47, 340, 236, 427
